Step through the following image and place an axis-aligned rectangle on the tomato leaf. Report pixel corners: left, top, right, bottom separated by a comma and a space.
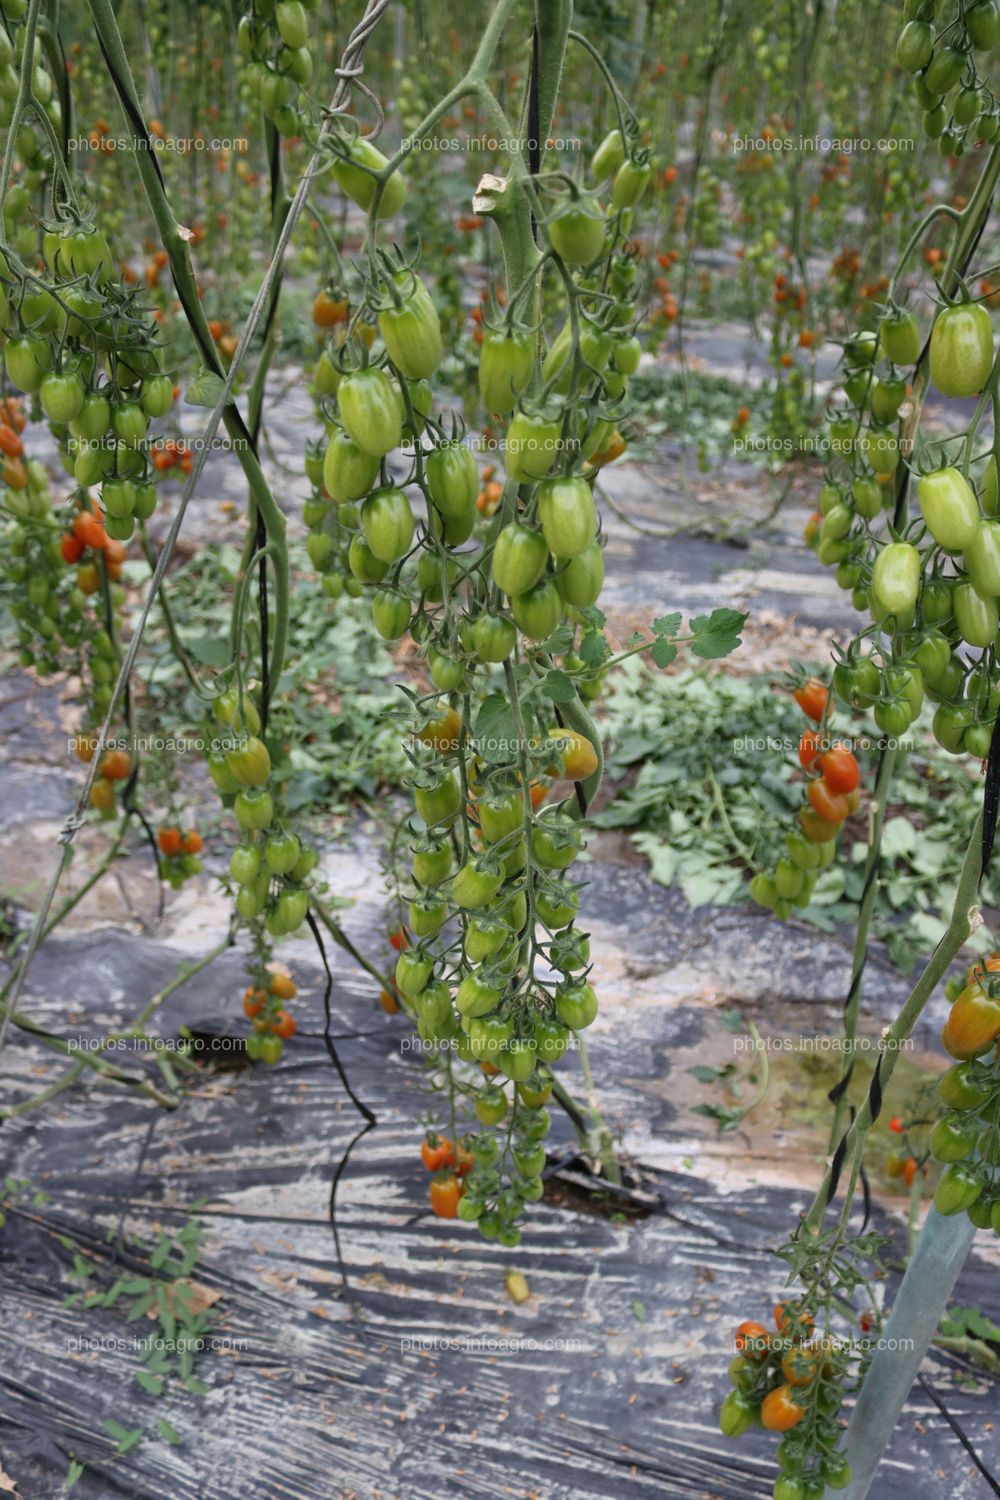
579, 627, 609, 668
136, 1372, 165, 1397
184, 368, 226, 408
155, 1418, 184, 1447
541, 669, 575, 702
652, 611, 682, 637
689, 608, 747, 659
474, 694, 517, 764
650, 637, 677, 669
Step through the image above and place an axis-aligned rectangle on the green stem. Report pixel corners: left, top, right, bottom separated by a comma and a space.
826, 745, 897, 1154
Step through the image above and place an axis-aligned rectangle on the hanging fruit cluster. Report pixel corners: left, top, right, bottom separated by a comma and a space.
156, 824, 205, 889
242, 968, 298, 1064
934, 952, 1000, 1230
897, 0, 1000, 153
809, 280, 1000, 759
206, 686, 318, 935
750, 676, 862, 918
291, 108, 656, 1244
237, 0, 318, 138
721, 1304, 854, 1497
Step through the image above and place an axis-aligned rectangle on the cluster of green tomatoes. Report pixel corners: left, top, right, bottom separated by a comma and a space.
237, 0, 319, 138
206, 687, 318, 942
807, 287, 1000, 757
289, 122, 653, 1239
896, 0, 1000, 155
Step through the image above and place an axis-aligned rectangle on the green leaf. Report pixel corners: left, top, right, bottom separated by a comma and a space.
541, 669, 575, 702
650, 638, 678, 670
184, 368, 226, 408
64, 1458, 86, 1491
652, 612, 682, 637
155, 1417, 184, 1447
103, 1420, 145, 1454
631, 1297, 647, 1322
136, 1372, 165, 1397
150, 1237, 172, 1270
474, 693, 518, 765
578, 627, 609, 668
689, 608, 747, 659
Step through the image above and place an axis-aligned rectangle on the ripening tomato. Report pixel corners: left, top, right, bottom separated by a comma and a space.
547, 727, 599, 781
820, 746, 860, 794
414, 703, 461, 754
806, 780, 848, 823
90, 777, 115, 813
100, 748, 132, 781
760, 1384, 805, 1432
929, 301, 994, 399
157, 825, 183, 856
942, 982, 1000, 1058
793, 678, 828, 721
734, 1320, 769, 1359
429, 1172, 461, 1217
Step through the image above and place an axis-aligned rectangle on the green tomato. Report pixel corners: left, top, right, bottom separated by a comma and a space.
234, 788, 274, 830
929, 1115, 979, 1162
378, 271, 443, 380
230, 845, 262, 884
933, 702, 975, 753
934, 1161, 984, 1215
954, 582, 998, 646
872, 541, 920, 615
425, 440, 478, 519
472, 612, 516, 663
930, 302, 995, 398
478, 327, 535, 414
611, 158, 652, 208
329, 135, 406, 218
549, 200, 606, 264
939, 1060, 992, 1110
879, 307, 922, 365
965, 519, 1000, 594
265, 831, 300, 874
554, 978, 598, 1030
537, 475, 596, 558
337, 367, 402, 457
492, 522, 549, 595
511, 577, 562, 639
452, 858, 504, 910
361, 485, 414, 563
919, 466, 980, 549
591, 127, 625, 180
504, 411, 561, 482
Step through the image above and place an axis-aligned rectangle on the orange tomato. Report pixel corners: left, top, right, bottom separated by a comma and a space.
420, 1134, 454, 1171
100, 749, 132, 782
90, 778, 115, 813
734, 1320, 769, 1359
157, 825, 183, 856
61, 533, 86, 564
821, 746, 860, 795
181, 830, 204, 854
798, 730, 822, 770
807, 778, 848, 824
312, 289, 348, 327
414, 703, 462, 754
271, 1010, 297, 1040
379, 987, 400, 1014
794, 678, 829, 721
546, 728, 599, 782
269, 972, 297, 1000
760, 1384, 805, 1432
243, 987, 267, 1019
429, 1173, 461, 1218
